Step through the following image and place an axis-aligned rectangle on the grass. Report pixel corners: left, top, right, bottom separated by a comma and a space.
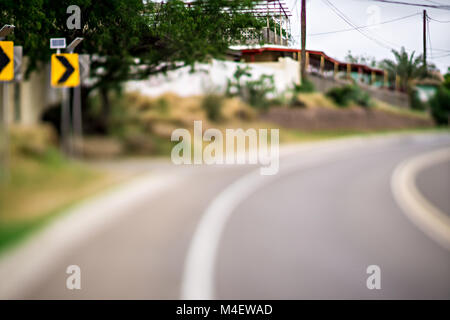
293, 92, 337, 109
159, 119, 448, 152
0, 148, 118, 254
373, 99, 430, 120
284, 126, 449, 142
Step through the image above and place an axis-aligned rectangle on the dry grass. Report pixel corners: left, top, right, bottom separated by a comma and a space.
373, 99, 431, 120
0, 153, 120, 223
295, 92, 337, 109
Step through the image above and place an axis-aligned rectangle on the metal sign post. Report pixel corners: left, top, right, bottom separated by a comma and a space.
50, 37, 82, 157
1, 81, 9, 181
0, 24, 15, 182
68, 39, 84, 158
61, 87, 71, 155
73, 54, 89, 158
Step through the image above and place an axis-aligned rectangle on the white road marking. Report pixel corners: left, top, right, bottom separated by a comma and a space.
180, 168, 271, 300
180, 136, 387, 299
391, 147, 450, 251
182, 133, 450, 300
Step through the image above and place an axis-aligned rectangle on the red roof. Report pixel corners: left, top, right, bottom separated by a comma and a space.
240, 47, 384, 74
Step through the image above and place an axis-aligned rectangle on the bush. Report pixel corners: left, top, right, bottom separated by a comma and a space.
409, 88, 427, 111
10, 125, 57, 158
202, 94, 224, 122
292, 78, 315, 93
245, 75, 276, 110
226, 67, 276, 110
429, 86, 450, 125
326, 85, 372, 108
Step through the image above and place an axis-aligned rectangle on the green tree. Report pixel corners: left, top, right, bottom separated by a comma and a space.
345, 50, 377, 67
1, 0, 263, 129
443, 67, 450, 90
378, 47, 427, 91
429, 69, 450, 125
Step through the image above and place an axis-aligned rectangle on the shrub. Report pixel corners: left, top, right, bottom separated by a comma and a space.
352, 87, 371, 108
245, 74, 276, 110
226, 67, 276, 110
326, 85, 372, 108
429, 86, 450, 125
326, 86, 353, 106
408, 88, 426, 111
9, 125, 57, 158
202, 94, 224, 122
292, 78, 315, 93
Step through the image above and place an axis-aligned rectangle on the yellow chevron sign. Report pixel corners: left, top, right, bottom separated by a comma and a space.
0, 41, 14, 81
51, 53, 80, 87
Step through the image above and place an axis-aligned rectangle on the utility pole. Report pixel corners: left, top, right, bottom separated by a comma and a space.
300, 0, 306, 81
423, 10, 427, 73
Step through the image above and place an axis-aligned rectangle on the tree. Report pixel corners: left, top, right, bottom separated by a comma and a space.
443, 67, 450, 90
378, 47, 427, 91
1, 0, 263, 130
429, 69, 450, 125
345, 51, 377, 67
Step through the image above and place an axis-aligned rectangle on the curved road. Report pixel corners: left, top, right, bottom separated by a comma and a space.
2, 133, 449, 299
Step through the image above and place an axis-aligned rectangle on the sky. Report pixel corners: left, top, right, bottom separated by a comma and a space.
285, 0, 450, 74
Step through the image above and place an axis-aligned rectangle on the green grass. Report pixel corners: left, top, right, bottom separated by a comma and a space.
0, 207, 61, 255
285, 126, 449, 141
0, 148, 115, 255
373, 100, 430, 120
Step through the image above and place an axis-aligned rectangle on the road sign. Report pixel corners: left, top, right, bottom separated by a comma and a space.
13, 46, 22, 82
51, 53, 80, 87
0, 41, 14, 81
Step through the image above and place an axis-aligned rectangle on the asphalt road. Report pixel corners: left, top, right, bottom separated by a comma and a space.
416, 159, 450, 217
10, 133, 450, 299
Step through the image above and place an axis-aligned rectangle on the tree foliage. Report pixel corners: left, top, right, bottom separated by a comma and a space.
378, 47, 432, 91
345, 50, 377, 68
1, 0, 263, 89
429, 69, 450, 125
1, 0, 264, 130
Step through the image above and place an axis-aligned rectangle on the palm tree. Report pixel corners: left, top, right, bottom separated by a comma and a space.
379, 47, 426, 91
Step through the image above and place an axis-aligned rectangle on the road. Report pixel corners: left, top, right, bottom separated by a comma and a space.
2, 133, 450, 299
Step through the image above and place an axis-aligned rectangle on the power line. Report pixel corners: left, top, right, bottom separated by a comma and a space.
432, 47, 450, 52
429, 52, 450, 59
426, 13, 433, 59
308, 12, 420, 36
428, 16, 450, 23
365, 0, 450, 10
423, 0, 446, 5
321, 0, 396, 50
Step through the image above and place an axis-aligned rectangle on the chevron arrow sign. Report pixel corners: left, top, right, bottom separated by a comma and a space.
51, 53, 80, 87
0, 41, 14, 81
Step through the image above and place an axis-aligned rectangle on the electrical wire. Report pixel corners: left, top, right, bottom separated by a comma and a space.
426, 13, 433, 59
321, 0, 396, 50
308, 12, 420, 36
428, 16, 450, 23
364, 0, 450, 10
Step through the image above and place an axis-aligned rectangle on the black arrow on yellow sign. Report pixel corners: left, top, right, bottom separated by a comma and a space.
0, 46, 11, 74
56, 55, 75, 84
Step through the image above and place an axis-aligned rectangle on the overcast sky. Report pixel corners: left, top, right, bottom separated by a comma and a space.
285, 0, 450, 73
